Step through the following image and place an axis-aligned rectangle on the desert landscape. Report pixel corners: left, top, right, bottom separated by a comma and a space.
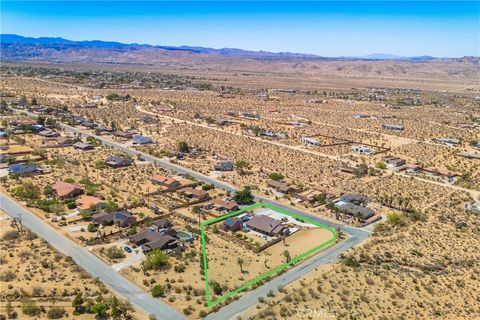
1, 4, 479, 318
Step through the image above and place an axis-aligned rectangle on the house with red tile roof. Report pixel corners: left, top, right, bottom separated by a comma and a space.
149, 175, 181, 190
75, 195, 107, 211
52, 180, 83, 199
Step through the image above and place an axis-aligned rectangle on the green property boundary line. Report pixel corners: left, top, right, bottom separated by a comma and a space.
200, 202, 337, 308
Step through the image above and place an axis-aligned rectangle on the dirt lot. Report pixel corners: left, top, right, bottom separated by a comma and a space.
0, 210, 147, 320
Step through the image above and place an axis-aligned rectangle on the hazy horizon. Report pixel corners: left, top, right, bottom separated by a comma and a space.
2, 1, 479, 57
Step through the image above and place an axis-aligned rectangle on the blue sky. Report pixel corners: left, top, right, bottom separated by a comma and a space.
2, 1, 479, 57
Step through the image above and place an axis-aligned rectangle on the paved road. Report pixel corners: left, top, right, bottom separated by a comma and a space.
15, 109, 371, 318
56, 120, 370, 237
0, 192, 185, 320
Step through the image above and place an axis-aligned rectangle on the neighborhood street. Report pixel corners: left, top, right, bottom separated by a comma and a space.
56, 120, 371, 238
0, 192, 186, 320
8, 109, 371, 318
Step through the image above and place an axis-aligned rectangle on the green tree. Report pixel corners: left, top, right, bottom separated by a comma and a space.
36, 115, 46, 125
72, 292, 84, 312
268, 172, 284, 181
151, 285, 164, 298
315, 193, 327, 203
104, 200, 118, 213
90, 303, 108, 318
43, 185, 55, 197
21, 299, 40, 316
144, 249, 169, 270
87, 223, 97, 233
178, 141, 190, 153
235, 160, 250, 175
375, 161, 387, 170
108, 296, 120, 318
14, 182, 40, 201
233, 187, 254, 205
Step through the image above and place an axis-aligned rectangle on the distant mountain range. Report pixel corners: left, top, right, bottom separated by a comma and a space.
0, 34, 437, 61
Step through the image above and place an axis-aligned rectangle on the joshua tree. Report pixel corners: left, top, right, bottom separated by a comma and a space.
237, 257, 244, 273
235, 160, 250, 175
282, 250, 291, 263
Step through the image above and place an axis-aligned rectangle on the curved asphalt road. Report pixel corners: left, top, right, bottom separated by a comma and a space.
0, 192, 185, 320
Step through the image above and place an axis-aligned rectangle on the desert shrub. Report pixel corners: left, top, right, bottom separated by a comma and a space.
0, 271, 17, 282
268, 172, 284, 181
2, 230, 20, 240
47, 307, 66, 319
144, 249, 169, 270
387, 212, 405, 226
13, 182, 40, 200
174, 263, 186, 273
21, 299, 40, 316
210, 281, 222, 295
341, 255, 360, 268
106, 247, 125, 260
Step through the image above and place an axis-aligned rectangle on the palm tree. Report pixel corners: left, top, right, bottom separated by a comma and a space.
237, 257, 244, 273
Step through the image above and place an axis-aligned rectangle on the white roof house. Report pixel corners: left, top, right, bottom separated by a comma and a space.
301, 137, 321, 146
352, 145, 375, 155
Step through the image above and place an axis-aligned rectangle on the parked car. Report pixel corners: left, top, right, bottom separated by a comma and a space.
124, 246, 132, 253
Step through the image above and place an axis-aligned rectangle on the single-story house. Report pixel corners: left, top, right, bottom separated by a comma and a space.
81, 121, 98, 129
211, 199, 239, 212
457, 152, 480, 160
149, 175, 181, 190
57, 137, 77, 146
8, 163, 43, 175
132, 134, 153, 145
405, 163, 421, 173
105, 156, 133, 168
352, 145, 375, 155
267, 180, 297, 194
339, 194, 367, 206
214, 161, 234, 171
92, 210, 136, 227
223, 218, 243, 232
73, 142, 94, 151
246, 215, 289, 237
423, 167, 459, 180
435, 137, 460, 146
114, 131, 134, 139
382, 124, 404, 131
130, 229, 165, 246
76, 195, 107, 211
141, 235, 179, 253
382, 156, 406, 168
336, 203, 375, 221
177, 187, 209, 201
297, 190, 330, 205
151, 219, 172, 231
38, 130, 60, 138
301, 137, 321, 146
52, 180, 84, 199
